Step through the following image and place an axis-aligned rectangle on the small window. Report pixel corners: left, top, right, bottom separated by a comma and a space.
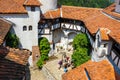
104, 43, 107, 47
31, 7, 35, 11
23, 26, 27, 31
29, 25, 32, 31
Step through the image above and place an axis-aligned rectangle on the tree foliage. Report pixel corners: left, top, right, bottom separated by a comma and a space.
37, 37, 50, 68
39, 37, 50, 60
6, 32, 19, 48
72, 33, 90, 67
72, 48, 90, 67
58, 0, 113, 8
73, 33, 90, 50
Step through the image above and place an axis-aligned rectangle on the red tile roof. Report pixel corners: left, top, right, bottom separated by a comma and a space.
43, 5, 120, 44
99, 28, 110, 41
24, 0, 41, 6
0, 18, 12, 45
0, 58, 26, 79
43, 8, 61, 19
0, 46, 30, 79
0, 0, 41, 14
0, 46, 30, 65
62, 60, 117, 80
103, 3, 120, 19
62, 6, 101, 21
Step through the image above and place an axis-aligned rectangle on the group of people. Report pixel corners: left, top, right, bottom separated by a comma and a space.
58, 53, 74, 73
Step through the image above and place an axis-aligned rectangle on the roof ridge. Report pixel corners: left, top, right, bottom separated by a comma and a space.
23, 0, 29, 5
49, 12, 53, 19
62, 5, 102, 10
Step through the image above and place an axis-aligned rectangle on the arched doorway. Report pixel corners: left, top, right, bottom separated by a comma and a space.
52, 29, 65, 50
67, 32, 77, 51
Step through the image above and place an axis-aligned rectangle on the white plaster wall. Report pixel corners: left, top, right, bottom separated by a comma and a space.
61, 23, 81, 31
53, 29, 62, 43
68, 32, 77, 43
115, 0, 120, 13
39, 0, 58, 13
92, 29, 113, 61
39, 34, 52, 43
100, 41, 113, 55
0, 7, 40, 51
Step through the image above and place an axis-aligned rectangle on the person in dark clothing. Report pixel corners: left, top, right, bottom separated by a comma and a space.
58, 60, 63, 69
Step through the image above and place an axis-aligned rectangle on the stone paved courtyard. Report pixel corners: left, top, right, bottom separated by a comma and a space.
30, 68, 47, 80
30, 50, 73, 80
43, 52, 72, 80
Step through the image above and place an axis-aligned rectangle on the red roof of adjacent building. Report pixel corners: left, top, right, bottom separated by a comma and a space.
0, 46, 30, 65
43, 4, 120, 44
0, 0, 41, 14
43, 8, 61, 19
0, 46, 30, 79
103, 3, 120, 19
62, 60, 118, 80
0, 18, 12, 45
99, 28, 110, 41
24, 0, 41, 6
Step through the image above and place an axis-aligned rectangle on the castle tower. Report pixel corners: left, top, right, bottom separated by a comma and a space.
115, 0, 120, 13
39, 0, 58, 13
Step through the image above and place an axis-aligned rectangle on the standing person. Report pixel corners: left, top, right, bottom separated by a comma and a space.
58, 60, 63, 69
64, 64, 68, 73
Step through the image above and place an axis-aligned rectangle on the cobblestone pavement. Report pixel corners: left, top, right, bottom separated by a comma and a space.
44, 51, 73, 80
30, 50, 73, 80
30, 68, 47, 80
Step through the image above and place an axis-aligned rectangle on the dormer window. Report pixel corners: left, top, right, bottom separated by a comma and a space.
23, 26, 27, 31
31, 7, 35, 11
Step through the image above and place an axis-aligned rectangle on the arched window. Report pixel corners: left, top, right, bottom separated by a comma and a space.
23, 26, 27, 31
29, 25, 32, 31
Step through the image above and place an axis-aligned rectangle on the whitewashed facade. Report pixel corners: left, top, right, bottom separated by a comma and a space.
0, 6, 40, 51
92, 29, 113, 62
115, 0, 120, 13
39, 0, 58, 13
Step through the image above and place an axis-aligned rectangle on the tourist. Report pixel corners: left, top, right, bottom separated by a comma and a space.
64, 64, 68, 73
58, 60, 63, 69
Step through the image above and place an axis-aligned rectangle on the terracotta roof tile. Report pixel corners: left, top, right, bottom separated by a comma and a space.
24, 0, 41, 6
43, 5, 120, 43
0, 46, 30, 65
0, 0, 41, 14
62, 6, 101, 21
103, 4, 120, 19
0, 18, 12, 45
43, 8, 61, 19
99, 28, 110, 41
0, 0, 27, 14
84, 12, 120, 43
0, 58, 26, 79
62, 60, 117, 80
0, 46, 30, 79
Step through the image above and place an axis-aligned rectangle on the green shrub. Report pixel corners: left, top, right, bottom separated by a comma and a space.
39, 37, 50, 56
36, 58, 43, 69
72, 48, 90, 67
37, 37, 50, 68
41, 54, 49, 61
73, 33, 90, 50
6, 32, 19, 48
72, 33, 91, 67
